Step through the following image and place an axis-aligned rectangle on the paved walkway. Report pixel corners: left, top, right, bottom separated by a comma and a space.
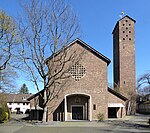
0, 114, 149, 133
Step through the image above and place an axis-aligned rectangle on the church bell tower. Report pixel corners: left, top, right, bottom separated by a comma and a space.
112, 15, 136, 114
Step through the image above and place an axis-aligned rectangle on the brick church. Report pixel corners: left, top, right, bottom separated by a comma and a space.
28, 15, 136, 121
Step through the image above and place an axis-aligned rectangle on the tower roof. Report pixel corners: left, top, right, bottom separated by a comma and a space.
112, 15, 136, 34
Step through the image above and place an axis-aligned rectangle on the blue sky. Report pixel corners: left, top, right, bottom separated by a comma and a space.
1, 0, 150, 93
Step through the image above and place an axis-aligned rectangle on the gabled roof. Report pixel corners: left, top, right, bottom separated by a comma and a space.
46, 38, 111, 66
112, 15, 136, 34
27, 89, 44, 101
119, 15, 136, 23
6, 94, 32, 103
108, 87, 128, 101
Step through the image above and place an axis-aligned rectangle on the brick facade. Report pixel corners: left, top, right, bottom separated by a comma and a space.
113, 16, 136, 114
46, 40, 110, 121
28, 15, 137, 121
113, 16, 136, 99
28, 39, 127, 121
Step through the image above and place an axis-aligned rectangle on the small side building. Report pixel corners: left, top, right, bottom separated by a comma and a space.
6, 94, 32, 114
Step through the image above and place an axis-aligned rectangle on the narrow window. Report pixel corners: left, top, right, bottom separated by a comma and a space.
126, 35, 128, 37
123, 31, 125, 33
123, 38, 125, 40
124, 81, 126, 84
126, 20, 128, 22
129, 38, 132, 40
126, 27, 128, 30
93, 104, 96, 110
129, 31, 131, 33
129, 24, 131, 26
123, 24, 125, 26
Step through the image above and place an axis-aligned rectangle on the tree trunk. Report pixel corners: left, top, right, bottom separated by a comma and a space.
127, 100, 131, 115
42, 106, 47, 122
42, 87, 47, 122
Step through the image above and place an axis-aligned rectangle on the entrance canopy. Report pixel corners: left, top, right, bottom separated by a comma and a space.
108, 103, 125, 107
64, 93, 92, 121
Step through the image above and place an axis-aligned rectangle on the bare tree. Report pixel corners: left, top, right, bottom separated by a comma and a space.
0, 92, 7, 106
18, 0, 81, 122
0, 11, 20, 93
0, 67, 18, 93
126, 91, 136, 115
0, 11, 19, 70
137, 71, 150, 95
113, 82, 136, 115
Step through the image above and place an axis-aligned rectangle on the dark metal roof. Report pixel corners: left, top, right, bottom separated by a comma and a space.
108, 87, 128, 101
46, 38, 111, 66
112, 15, 136, 34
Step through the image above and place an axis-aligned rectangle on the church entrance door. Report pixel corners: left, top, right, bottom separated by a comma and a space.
72, 106, 83, 120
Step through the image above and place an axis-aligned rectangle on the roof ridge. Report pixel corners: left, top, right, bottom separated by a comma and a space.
112, 15, 136, 34
45, 38, 111, 65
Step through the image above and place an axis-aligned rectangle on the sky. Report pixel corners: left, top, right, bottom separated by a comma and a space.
0, 0, 150, 93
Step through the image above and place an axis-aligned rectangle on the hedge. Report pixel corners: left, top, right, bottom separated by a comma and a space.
0, 107, 6, 122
